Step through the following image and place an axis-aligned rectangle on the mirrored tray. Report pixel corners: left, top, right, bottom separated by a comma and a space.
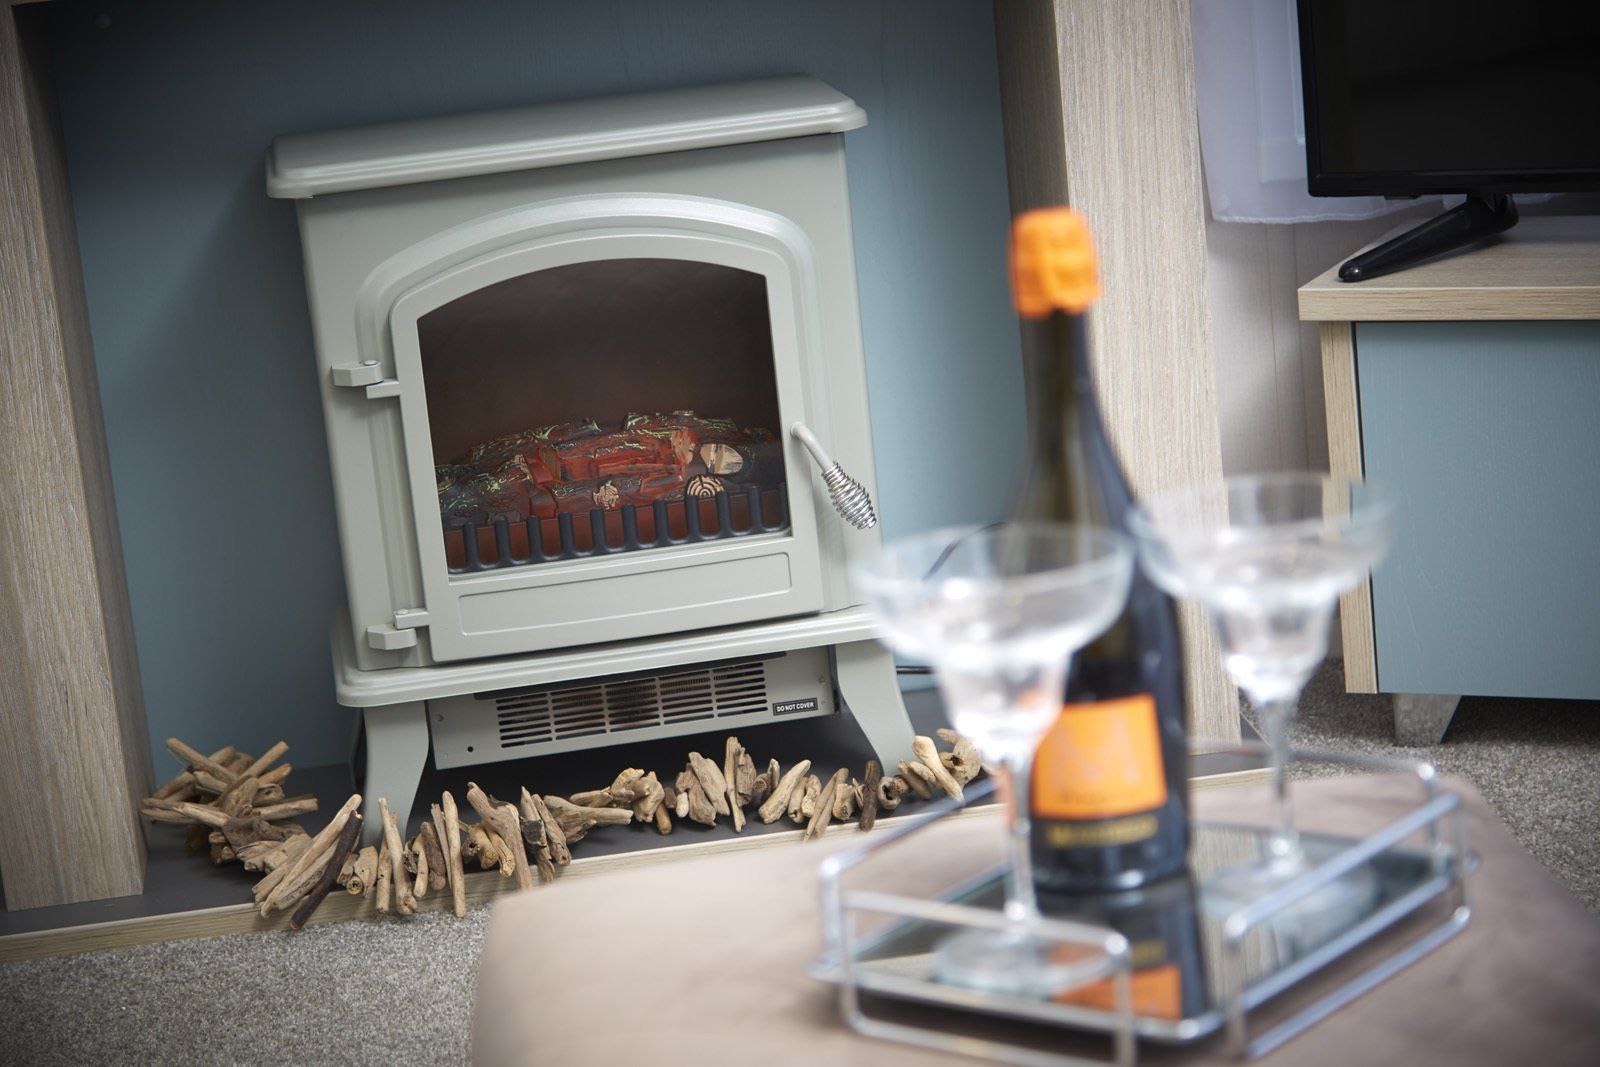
813, 744, 1474, 1065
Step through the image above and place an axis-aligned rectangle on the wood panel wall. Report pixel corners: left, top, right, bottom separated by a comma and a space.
0, 4, 150, 910
993, 0, 1239, 742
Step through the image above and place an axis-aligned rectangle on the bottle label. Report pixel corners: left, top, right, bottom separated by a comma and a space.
1032, 694, 1167, 820
1052, 962, 1182, 1020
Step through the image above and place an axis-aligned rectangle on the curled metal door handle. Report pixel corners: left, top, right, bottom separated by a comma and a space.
790, 422, 878, 530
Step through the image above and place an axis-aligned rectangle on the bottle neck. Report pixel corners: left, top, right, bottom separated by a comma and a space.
1022, 310, 1097, 472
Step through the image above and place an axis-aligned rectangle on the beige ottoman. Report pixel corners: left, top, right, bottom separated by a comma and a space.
474, 776, 1600, 1065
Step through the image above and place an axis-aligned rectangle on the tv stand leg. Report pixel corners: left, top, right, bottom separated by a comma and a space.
832, 641, 915, 769
1339, 192, 1517, 282
359, 701, 429, 846
1393, 693, 1461, 747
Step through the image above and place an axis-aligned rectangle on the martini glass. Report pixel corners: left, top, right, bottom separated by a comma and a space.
854, 523, 1132, 994
1128, 474, 1395, 933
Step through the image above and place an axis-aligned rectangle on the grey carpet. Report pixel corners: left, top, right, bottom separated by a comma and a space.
2, 663, 1596, 1065
1280, 664, 1600, 912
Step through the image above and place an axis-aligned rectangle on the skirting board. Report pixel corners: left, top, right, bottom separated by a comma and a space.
0, 766, 1267, 965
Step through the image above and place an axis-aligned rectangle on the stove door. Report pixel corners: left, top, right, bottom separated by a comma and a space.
384, 200, 830, 661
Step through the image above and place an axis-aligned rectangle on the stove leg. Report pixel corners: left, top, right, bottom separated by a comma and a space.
359, 701, 429, 846
832, 641, 915, 769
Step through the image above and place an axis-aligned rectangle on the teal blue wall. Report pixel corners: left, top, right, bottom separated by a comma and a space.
49, 0, 1023, 771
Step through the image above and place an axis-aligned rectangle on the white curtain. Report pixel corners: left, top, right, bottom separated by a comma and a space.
1190, 0, 1441, 224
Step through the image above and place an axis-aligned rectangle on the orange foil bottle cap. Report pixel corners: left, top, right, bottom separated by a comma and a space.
1010, 208, 1101, 318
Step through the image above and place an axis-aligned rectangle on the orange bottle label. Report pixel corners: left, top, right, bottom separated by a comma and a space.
1032, 694, 1167, 820
1053, 963, 1183, 1020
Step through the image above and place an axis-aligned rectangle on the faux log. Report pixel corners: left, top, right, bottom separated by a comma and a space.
290, 812, 361, 931
913, 736, 964, 800
687, 752, 731, 816
859, 761, 884, 832
442, 791, 467, 918
758, 759, 810, 824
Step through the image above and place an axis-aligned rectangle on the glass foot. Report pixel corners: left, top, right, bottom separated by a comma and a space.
1203, 852, 1378, 955
934, 926, 1106, 997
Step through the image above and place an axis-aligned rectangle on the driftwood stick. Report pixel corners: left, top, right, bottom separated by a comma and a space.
375, 839, 393, 914
798, 774, 823, 820
442, 791, 467, 918
833, 777, 858, 820
254, 796, 318, 822
898, 760, 935, 800
687, 752, 731, 816
674, 768, 716, 826
468, 783, 533, 890
347, 844, 379, 895
420, 821, 447, 892
380, 798, 416, 915
409, 834, 430, 899
524, 791, 570, 866
151, 770, 197, 800
544, 795, 635, 839
936, 728, 984, 785
913, 736, 964, 800
723, 737, 746, 833
290, 813, 361, 931
258, 793, 361, 913
758, 759, 811, 824
258, 763, 293, 788
806, 769, 849, 840
859, 761, 884, 831
214, 775, 260, 818
166, 737, 236, 783
653, 798, 672, 835
239, 741, 289, 782
630, 772, 666, 825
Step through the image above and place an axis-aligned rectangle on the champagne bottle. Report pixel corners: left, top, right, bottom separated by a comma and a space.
1008, 208, 1190, 892
1040, 872, 1210, 1021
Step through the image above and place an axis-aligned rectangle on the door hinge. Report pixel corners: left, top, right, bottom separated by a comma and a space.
331, 361, 400, 398
365, 608, 430, 651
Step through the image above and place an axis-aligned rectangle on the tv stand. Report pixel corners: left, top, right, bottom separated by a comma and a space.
1338, 193, 1518, 283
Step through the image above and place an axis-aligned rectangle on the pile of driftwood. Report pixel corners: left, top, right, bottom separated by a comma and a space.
139, 738, 363, 930
144, 729, 983, 930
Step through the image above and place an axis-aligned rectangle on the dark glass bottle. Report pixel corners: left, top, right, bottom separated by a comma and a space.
1008, 208, 1190, 892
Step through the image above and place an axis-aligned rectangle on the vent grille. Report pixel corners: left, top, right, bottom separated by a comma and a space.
487, 658, 771, 750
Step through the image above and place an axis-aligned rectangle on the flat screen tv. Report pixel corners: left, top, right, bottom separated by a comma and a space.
1297, 0, 1600, 280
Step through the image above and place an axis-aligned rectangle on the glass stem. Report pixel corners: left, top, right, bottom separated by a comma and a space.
1002, 753, 1040, 927
1260, 695, 1302, 865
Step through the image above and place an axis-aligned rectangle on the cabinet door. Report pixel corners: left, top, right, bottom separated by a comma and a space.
1358, 321, 1600, 698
